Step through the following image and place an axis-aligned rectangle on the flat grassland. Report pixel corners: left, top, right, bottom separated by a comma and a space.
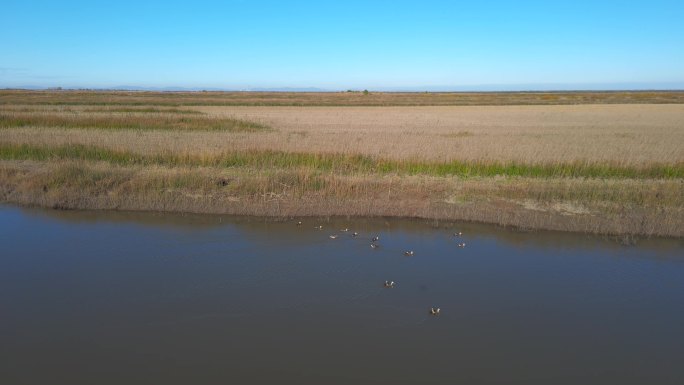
1, 90, 683, 237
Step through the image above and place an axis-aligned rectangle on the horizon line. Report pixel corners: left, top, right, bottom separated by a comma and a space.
3, 87, 684, 93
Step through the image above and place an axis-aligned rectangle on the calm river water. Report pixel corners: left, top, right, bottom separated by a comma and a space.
1, 205, 683, 385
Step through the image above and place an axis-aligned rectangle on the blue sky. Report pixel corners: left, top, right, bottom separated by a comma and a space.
2, 0, 683, 90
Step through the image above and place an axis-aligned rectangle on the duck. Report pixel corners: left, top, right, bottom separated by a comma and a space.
351, 232, 359, 237
329, 235, 338, 239
404, 251, 414, 256
430, 307, 441, 316
454, 231, 462, 236
314, 225, 323, 230
457, 242, 466, 248
340, 228, 349, 232
371, 236, 379, 242
296, 221, 302, 226
370, 243, 379, 249
384, 281, 395, 288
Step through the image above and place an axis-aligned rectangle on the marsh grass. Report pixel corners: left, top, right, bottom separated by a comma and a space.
2, 90, 684, 106
81, 107, 204, 114
0, 106, 204, 114
441, 131, 475, 138
1, 143, 682, 179
2, 104, 682, 166
2, 160, 682, 236
0, 111, 270, 132
0, 104, 205, 115
1, 92, 682, 236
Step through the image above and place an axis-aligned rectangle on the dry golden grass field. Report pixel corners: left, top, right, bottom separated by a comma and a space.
1, 90, 683, 237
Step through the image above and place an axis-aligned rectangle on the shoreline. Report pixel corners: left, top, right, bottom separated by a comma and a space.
2, 161, 681, 238
2, 195, 680, 239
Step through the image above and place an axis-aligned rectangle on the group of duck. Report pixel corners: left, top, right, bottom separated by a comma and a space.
297, 220, 468, 316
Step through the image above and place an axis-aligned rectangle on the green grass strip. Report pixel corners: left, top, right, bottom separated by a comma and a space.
0, 113, 270, 132
1, 143, 682, 179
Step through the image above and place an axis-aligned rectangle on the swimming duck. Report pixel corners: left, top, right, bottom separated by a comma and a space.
329, 235, 338, 239
454, 231, 462, 236
457, 242, 466, 248
296, 221, 302, 226
371, 236, 379, 242
384, 281, 395, 288
404, 251, 414, 256
315, 225, 323, 230
340, 228, 349, 232
430, 307, 441, 316
370, 243, 379, 249
351, 232, 359, 237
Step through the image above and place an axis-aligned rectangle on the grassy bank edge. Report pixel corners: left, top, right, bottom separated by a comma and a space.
1, 160, 682, 238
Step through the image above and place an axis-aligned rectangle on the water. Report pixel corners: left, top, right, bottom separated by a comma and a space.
1, 205, 683, 385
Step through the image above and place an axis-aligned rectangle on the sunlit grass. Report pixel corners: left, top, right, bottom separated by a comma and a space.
81, 107, 204, 114
1, 143, 682, 179
2, 90, 683, 106
0, 92, 682, 236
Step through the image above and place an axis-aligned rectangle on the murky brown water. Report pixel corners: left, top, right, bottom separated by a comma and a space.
1, 206, 683, 384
